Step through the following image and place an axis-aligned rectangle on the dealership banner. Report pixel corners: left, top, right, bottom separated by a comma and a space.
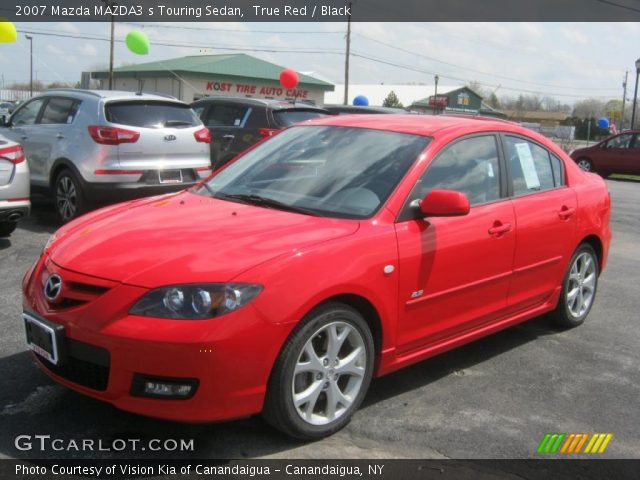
2, 0, 640, 22
3, 459, 640, 480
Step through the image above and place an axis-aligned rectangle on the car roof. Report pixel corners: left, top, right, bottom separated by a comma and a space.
38, 89, 182, 103
191, 96, 327, 111
323, 104, 409, 114
303, 113, 521, 137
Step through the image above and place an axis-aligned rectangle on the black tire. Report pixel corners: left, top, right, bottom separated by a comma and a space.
576, 158, 594, 173
54, 169, 89, 223
0, 222, 17, 237
550, 244, 599, 328
263, 302, 375, 440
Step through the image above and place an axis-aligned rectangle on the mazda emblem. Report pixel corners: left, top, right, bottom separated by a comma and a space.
164, 134, 177, 141
44, 274, 63, 302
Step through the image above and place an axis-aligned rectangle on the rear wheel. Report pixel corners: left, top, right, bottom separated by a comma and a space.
0, 222, 17, 237
54, 169, 88, 223
551, 244, 599, 328
576, 158, 593, 172
263, 302, 374, 440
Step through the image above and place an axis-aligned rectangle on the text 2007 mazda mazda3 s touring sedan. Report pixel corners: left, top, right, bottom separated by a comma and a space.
22, 115, 611, 439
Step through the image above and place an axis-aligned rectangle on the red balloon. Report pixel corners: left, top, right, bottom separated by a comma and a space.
279, 69, 299, 89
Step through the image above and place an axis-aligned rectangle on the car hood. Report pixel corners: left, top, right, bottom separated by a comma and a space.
48, 191, 360, 288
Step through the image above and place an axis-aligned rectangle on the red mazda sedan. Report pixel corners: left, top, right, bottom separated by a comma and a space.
22, 115, 611, 439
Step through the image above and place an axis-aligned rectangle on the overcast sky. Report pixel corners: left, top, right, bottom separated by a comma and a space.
0, 22, 637, 103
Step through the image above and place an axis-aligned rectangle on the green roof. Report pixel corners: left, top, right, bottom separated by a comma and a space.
93, 54, 333, 90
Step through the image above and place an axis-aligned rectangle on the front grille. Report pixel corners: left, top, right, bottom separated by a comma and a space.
37, 338, 110, 391
39, 263, 113, 311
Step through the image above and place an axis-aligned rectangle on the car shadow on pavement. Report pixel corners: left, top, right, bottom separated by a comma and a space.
0, 238, 10, 250
18, 201, 60, 235
0, 315, 560, 460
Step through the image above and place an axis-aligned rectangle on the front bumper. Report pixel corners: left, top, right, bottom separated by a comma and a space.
23, 255, 291, 422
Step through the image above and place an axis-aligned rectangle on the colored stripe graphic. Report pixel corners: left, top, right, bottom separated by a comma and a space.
538, 433, 613, 454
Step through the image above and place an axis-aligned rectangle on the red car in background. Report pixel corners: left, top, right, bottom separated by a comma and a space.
22, 115, 611, 440
570, 130, 640, 176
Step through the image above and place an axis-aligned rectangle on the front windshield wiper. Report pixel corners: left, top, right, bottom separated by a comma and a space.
217, 193, 320, 216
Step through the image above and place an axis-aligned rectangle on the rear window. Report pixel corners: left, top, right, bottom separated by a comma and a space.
272, 109, 329, 127
105, 101, 200, 129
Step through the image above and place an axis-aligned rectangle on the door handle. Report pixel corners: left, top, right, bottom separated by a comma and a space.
222, 134, 235, 141
558, 205, 575, 220
56, 133, 64, 139
488, 222, 512, 237
20, 135, 27, 140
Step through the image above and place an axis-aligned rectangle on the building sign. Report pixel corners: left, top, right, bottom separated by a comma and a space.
205, 80, 310, 99
428, 95, 449, 107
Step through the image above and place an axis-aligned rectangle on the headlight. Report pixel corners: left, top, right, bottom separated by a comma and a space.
130, 283, 262, 319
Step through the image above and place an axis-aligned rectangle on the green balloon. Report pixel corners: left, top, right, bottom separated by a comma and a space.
125, 31, 149, 55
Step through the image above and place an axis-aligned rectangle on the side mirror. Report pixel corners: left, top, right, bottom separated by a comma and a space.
419, 189, 470, 217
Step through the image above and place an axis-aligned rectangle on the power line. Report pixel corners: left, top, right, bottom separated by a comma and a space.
121, 22, 344, 34
592, 0, 640, 13
354, 32, 619, 92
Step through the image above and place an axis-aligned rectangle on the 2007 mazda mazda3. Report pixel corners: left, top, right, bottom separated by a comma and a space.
22, 115, 611, 439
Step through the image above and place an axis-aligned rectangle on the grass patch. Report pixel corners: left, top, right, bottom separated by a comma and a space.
609, 174, 640, 182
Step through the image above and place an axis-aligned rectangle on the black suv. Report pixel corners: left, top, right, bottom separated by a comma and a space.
191, 97, 330, 169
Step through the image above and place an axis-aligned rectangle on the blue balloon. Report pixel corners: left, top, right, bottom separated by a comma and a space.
353, 95, 369, 106
597, 117, 609, 129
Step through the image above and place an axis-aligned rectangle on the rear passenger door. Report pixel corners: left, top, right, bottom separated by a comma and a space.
502, 135, 577, 313
202, 102, 254, 169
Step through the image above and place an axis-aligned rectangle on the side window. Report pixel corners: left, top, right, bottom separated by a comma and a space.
205, 105, 250, 127
631, 134, 640, 149
10, 99, 45, 126
505, 136, 555, 196
40, 98, 80, 125
401, 135, 501, 219
606, 133, 632, 149
550, 153, 565, 186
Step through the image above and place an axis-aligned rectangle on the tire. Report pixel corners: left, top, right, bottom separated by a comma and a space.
263, 302, 375, 440
0, 222, 17, 237
550, 244, 599, 328
54, 169, 88, 223
576, 158, 593, 173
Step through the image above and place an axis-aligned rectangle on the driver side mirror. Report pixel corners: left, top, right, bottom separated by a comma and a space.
418, 189, 470, 217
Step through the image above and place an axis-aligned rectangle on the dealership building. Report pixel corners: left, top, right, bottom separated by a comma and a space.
85, 53, 334, 104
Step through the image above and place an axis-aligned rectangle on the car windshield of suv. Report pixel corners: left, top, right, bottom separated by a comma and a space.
105, 101, 201, 129
195, 126, 429, 219
272, 109, 330, 127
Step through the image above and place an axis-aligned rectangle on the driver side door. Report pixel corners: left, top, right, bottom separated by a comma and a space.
394, 134, 516, 354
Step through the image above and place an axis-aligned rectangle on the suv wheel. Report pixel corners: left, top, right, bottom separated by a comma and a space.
54, 170, 87, 223
263, 302, 374, 440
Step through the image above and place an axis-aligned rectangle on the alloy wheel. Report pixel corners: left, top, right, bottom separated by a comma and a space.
577, 159, 592, 172
292, 321, 366, 426
56, 176, 77, 222
566, 251, 597, 318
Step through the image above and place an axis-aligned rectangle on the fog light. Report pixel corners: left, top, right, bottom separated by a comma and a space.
131, 374, 198, 399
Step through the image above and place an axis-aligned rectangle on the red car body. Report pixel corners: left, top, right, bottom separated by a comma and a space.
22, 115, 611, 424
570, 130, 640, 175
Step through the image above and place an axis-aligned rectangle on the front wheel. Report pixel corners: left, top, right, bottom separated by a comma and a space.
576, 158, 593, 172
263, 302, 374, 440
551, 244, 599, 328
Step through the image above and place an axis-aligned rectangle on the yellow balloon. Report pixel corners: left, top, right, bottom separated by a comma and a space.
0, 20, 17, 44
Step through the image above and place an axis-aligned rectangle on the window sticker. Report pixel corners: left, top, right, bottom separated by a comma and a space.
487, 162, 495, 178
514, 142, 540, 190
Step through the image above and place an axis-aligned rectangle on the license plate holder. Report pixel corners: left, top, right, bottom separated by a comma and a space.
158, 170, 183, 184
23, 312, 66, 365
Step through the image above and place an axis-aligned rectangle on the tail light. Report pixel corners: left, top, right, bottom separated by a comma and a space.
88, 125, 140, 145
258, 128, 278, 138
0, 144, 25, 164
194, 128, 211, 144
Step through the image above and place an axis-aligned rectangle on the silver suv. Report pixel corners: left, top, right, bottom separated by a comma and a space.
0, 134, 30, 237
1, 90, 212, 222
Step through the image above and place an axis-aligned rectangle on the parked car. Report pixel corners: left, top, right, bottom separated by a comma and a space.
323, 104, 410, 115
0, 133, 30, 237
190, 97, 330, 169
22, 115, 610, 439
570, 130, 640, 176
1, 89, 211, 222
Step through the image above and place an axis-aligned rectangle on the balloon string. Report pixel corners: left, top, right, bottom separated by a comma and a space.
15, 39, 68, 87
155, 61, 203, 97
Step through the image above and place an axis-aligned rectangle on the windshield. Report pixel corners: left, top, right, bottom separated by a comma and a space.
194, 126, 429, 219
105, 101, 201, 129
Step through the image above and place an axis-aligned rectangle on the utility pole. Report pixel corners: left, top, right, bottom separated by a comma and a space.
433, 74, 439, 115
343, 1, 352, 105
621, 70, 628, 131
25, 34, 33, 97
101, 0, 116, 90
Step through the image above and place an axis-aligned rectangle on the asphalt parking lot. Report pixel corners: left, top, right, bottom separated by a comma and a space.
0, 179, 638, 460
